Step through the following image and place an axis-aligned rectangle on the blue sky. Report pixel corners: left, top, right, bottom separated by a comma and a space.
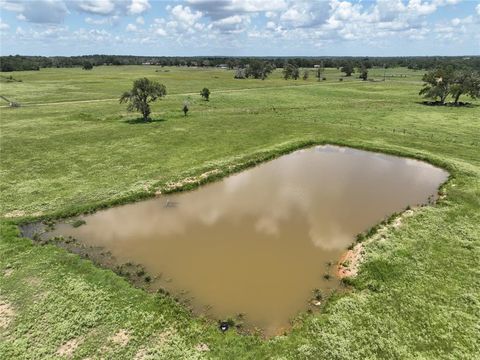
0, 0, 479, 56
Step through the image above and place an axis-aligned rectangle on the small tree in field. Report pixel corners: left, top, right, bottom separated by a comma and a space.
341, 63, 354, 77
183, 101, 189, 116
83, 62, 93, 70
359, 66, 368, 81
120, 78, 166, 122
200, 87, 210, 101
303, 70, 309, 80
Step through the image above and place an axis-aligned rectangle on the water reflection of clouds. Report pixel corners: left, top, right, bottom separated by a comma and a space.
70, 146, 447, 252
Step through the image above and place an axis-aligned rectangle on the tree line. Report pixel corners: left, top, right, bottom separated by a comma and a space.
2, 54, 479, 72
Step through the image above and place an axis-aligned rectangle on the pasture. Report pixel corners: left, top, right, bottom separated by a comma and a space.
0, 66, 479, 359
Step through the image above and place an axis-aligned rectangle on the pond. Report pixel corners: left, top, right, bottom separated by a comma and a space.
40, 145, 448, 335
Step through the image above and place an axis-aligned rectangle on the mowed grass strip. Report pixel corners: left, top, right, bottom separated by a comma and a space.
0, 66, 479, 359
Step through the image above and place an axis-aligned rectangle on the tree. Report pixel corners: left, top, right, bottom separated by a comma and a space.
234, 68, 246, 79
183, 101, 189, 116
419, 67, 454, 104
283, 62, 300, 80
303, 70, 309, 80
316, 61, 324, 81
449, 71, 480, 105
200, 87, 210, 101
119, 78, 167, 122
245, 60, 273, 79
359, 66, 368, 81
82, 62, 93, 70
341, 63, 354, 77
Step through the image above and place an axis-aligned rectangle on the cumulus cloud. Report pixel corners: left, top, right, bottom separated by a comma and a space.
126, 23, 137, 31
128, 0, 150, 15
76, 0, 116, 15
209, 14, 250, 34
0, 19, 9, 30
84, 15, 120, 25
170, 5, 202, 26
0, 0, 68, 24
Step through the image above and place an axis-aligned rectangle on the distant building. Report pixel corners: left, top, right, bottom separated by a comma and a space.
142, 62, 152, 65
217, 64, 228, 69
314, 64, 321, 68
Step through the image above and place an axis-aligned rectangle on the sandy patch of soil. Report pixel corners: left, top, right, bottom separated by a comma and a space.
4, 210, 26, 218
337, 209, 415, 279
0, 299, 15, 329
195, 343, 210, 352
3, 268, 14, 277
109, 329, 131, 347
163, 169, 221, 192
56, 337, 82, 358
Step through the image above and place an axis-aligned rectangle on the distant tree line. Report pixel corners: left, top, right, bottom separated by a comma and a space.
2, 54, 479, 72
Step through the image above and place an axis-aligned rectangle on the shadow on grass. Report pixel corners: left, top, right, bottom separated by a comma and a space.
416, 101, 477, 108
123, 117, 167, 124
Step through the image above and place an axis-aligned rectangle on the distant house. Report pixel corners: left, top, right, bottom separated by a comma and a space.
142, 62, 152, 65
217, 64, 228, 69
314, 64, 321, 68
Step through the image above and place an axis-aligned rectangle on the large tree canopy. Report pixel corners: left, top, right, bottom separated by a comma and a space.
419, 67, 480, 105
245, 60, 274, 80
119, 78, 166, 122
419, 67, 454, 104
449, 71, 480, 104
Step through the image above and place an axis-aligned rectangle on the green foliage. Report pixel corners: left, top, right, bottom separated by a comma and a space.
182, 100, 189, 116
119, 78, 167, 122
283, 62, 300, 80
245, 60, 273, 80
449, 70, 480, 104
341, 63, 354, 76
419, 67, 455, 104
200, 87, 210, 101
82, 62, 93, 70
359, 66, 368, 81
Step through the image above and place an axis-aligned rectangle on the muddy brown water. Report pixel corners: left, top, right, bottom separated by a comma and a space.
41, 145, 447, 335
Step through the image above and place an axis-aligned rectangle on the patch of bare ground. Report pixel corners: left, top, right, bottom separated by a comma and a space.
4, 210, 26, 218
0, 299, 15, 329
133, 328, 176, 360
3, 268, 14, 277
337, 209, 415, 279
56, 337, 82, 358
163, 169, 221, 192
195, 343, 210, 352
109, 329, 131, 347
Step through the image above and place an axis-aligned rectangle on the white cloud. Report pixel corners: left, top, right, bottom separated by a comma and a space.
128, 0, 150, 15
209, 14, 251, 34
477, 4, 480, 16
0, 19, 9, 30
126, 23, 137, 32
155, 27, 167, 36
188, 0, 287, 20
136, 16, 144, 25
76, 0, 116, 15
85, 15, 120, 25
0, 0, 68, 24
279, 1, 330, 28
170, 5, 202, 26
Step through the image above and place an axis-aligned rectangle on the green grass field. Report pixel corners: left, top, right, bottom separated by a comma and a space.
1, 66, 479, 359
